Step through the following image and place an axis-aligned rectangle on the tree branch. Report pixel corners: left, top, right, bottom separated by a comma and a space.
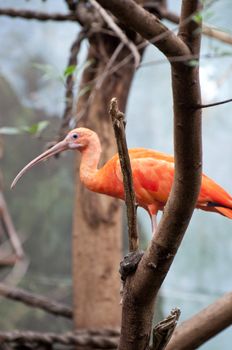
0, 283, 73, 319
90, 0, 141, 68
166, 292, 232, 350
96, 0, 190, 59
196, 97, 232, 109
0, 8, 81, 22
57, 30, 86, 141
156, 7, 232, 46
110, 98, 138, 252
0, 192, 24, 258
101, 1, 202, 349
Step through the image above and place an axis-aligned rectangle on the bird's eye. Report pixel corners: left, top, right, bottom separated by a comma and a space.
72, 133, 78, 140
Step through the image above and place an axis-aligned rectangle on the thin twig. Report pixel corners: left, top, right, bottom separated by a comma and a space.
157, 7, 232, 46
58, 30, 86, 141
0, 330, 119, 348
151, 308, 181, 350
90, 0, 140, 68
0, 192, 24, 258
0, 8, 81, 22
109, 98, 138, 252
195, 97, 232, 109
95, 42, 124, 90
0, 283, 73, 319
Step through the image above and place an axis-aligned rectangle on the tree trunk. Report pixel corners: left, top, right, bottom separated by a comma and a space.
72, 34, 136, 328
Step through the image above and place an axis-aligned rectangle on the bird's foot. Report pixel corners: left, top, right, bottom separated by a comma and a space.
119, 250, 144, 281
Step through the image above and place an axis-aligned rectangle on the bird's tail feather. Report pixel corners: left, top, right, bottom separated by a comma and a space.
215, 207, 232, 219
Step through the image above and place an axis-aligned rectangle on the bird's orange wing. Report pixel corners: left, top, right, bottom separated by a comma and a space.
115, 154, 174, 210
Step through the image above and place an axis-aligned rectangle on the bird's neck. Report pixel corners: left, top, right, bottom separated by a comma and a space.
79, 135, 102, 191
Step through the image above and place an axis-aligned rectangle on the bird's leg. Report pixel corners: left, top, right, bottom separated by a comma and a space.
148, 204, 159, 237
119, 250, 144, 281
151, 213, 158, 236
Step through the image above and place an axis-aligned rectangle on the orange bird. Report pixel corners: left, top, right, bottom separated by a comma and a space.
11, 127, 232, 232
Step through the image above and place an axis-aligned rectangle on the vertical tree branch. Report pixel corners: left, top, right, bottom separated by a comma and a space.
58, 31, 86, 141
96, 1, 202, 349
109, 98, 138, 252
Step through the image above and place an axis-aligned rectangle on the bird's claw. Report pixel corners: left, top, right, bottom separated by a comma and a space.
119, 250, 144, 281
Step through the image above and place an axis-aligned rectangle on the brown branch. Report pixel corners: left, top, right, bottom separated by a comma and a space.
196, 97, 232, 109
57, 30, 86, 141
0, 192, 24, 258
90, 0, 141, 68
166, 292, 232, 350
158, 7, 232, 46
110, 98, 138, 252
0, 8, 81, 22
96, 0, 190, 59
0, 330, 119, 349
0, 283, 73, 319
101, 1, 202, 350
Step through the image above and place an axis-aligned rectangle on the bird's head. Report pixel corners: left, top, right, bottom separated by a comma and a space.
11, 127, 95, 188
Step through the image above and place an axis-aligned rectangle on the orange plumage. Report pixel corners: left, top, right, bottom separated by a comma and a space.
12, 127, 232, 222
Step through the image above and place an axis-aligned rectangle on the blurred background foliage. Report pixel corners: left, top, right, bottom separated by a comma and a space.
0, 0, 232, 348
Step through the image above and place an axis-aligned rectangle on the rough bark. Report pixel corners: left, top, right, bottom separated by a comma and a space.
96, 1, 202, 349
96, 0, 190, 58
72, 33, 136, 328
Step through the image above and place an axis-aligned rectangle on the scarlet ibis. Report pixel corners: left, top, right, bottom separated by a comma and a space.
11, 127, 232, 232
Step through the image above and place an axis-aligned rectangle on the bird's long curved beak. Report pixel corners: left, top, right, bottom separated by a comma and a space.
11, 139, 68, 188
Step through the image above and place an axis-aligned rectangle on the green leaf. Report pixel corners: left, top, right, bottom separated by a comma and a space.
22, 120, 50, 136
36, 120, 50, 134
192, 12, 202, 24
0, 121, 50, 137
64, 65, 77, 78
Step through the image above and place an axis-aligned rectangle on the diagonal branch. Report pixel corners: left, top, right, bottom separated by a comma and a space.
90, 0, 140, 68
166, 292, 232, 350
0, 191, 24, 258
196, 97, 232, 109
146, 4, 232, 46
0, 283, 73, 319
96, 0, 190, 59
